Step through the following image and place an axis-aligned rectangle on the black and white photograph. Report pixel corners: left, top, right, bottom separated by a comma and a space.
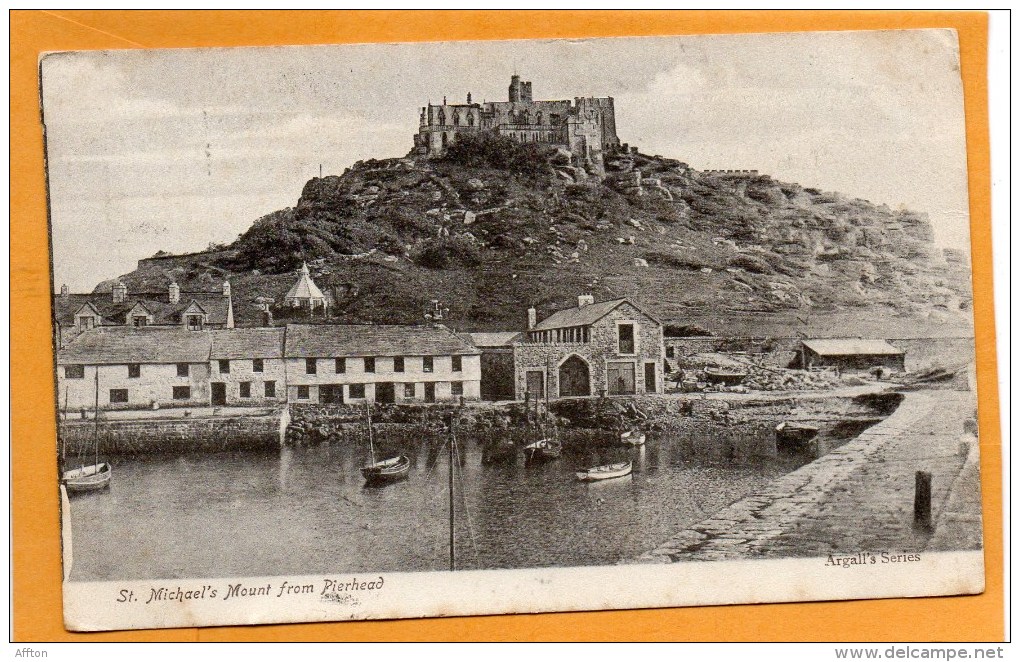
44, 30, 984, 631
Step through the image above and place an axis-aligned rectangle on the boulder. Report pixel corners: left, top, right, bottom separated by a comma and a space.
633, 258, 649, 267
466, 178, 485, 191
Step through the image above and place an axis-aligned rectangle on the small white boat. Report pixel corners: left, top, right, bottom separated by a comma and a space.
576, 460, 632, 482
524, 438, 561, 463
619, 430, 646, 446
62, 462, 112, 493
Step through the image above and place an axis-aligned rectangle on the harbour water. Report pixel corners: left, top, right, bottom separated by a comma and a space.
67, 425, 822, 582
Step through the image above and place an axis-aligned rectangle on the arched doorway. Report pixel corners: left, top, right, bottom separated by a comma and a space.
558, 355, 591, 397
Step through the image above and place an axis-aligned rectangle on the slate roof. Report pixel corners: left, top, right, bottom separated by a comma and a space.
802, 339, 904, 356
285, 263, 327, 301
210, 328, 285, 359
285, 324, 479, 358
53, 291, 231, 328
468, 332, 522, 348
531, 298, 659, 331
57, 327, 212, 365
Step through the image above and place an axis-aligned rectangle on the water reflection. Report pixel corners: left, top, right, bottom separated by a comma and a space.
68, 424, 821, 582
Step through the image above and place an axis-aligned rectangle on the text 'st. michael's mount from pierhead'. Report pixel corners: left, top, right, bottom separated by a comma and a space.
414, 74, 622, 172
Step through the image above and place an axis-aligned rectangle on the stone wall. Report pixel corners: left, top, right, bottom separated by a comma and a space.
58, 410, 286, 456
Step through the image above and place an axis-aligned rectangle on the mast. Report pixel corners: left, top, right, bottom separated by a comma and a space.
93, 367, 100, 468
365, 400, 376, 464
447, 411, 457, 571
61, 386, 68, 461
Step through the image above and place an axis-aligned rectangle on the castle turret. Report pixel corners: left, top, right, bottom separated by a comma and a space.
509, 75, 533, 103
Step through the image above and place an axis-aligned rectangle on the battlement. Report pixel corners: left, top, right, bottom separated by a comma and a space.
703, 169, 760, 177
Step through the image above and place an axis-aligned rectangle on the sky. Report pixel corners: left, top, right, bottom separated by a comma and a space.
41, 30, 971, 292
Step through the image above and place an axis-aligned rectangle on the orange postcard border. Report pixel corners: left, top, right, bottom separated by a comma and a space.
10, 10, 1002, 642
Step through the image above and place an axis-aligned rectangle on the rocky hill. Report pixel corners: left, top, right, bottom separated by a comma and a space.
104, 133, 973, 338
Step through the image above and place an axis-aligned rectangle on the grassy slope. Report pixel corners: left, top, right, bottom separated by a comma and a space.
106, 137, 974, 338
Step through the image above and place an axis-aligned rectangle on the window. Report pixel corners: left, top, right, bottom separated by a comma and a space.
297, 385, 310, 400
252, 358, 264, 373
187, 315, 203, 331
109, 389, 128, 404
451, 381, 463, 397
452, 355, 462, 372
132, 316, 147, 327
239, 382, 251, 398
335, 357, 346, 374
219, 359, 230, 373
78, 316, 95, 330
423, 356, 434, 373
393, 356, 404, 373
618, 323, 636, 354
364, 357, 375, 373
403, 383, 415, 398
665, 346, 675, 359
177, 363, 189, 377
305, 358, 317, 374
265, 381, 276, 398
128, 363, 140, 378
349, 384, 366, 399
64, 365, 84, 379
173, 386, 191, 400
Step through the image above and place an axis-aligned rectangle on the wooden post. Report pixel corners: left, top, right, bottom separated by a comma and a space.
914, 471, 932, 529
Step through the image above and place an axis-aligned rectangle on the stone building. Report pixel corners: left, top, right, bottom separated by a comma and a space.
512, 296, 664, 401
56, 327, 213, 411
209, 328, 287, 406
283, 323, 481, 405
798, 339, 906, 372
53, 279, 234, 348
413, 75, 621, 172
468, 331, 521, 401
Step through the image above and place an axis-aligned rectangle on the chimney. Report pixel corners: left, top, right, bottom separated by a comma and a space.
262, 309, 273, 327
578, 294, 595, 308
222, 280, 231, 297
112, 281, 127, 304
527, 307, 537, 330
467, 92, 472, 104
60, 284, 69, 300
168, 281, 180, 304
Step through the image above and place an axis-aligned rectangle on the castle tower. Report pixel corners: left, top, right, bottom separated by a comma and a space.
508, 75, 532, 103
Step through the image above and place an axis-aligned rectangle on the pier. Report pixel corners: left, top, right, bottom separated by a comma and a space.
634, 387, 982, 563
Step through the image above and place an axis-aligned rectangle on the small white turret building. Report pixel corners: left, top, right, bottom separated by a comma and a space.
284, 262, 328, 312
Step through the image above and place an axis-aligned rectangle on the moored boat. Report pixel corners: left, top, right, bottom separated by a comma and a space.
775, 421, 820, 452
703, 366, 748, 385
62, 462, 112, 493
619, 430, 646, 446
575, 460, 632, 482
361, 455, 411, 483
523, 439, 561, 464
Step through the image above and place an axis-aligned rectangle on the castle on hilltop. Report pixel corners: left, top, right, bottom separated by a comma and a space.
414, 75, 622, 171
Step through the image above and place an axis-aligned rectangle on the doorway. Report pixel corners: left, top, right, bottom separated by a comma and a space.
558, 356, 590, 397
526, 370, 545, 399
211, 382, 226, 406
424, 382, 436, 403
607, 362, 635, 395
376, 382, 395, 404
644, 362, 657, 393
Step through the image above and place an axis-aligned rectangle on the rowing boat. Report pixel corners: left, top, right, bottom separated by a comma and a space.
361, 455, 411, 483
575, 460, 632, 482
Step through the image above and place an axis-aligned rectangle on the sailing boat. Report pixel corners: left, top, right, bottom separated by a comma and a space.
360, 401, 410, 484
524, 392, 560, 464
61, 369, 111, 493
